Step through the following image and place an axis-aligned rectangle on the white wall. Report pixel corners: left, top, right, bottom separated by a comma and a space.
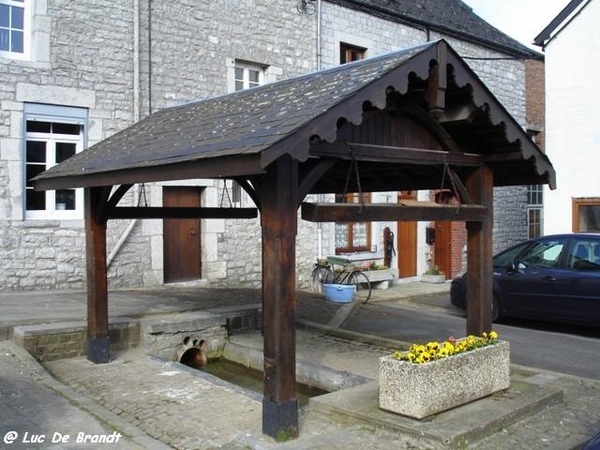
543, 0, 600, 234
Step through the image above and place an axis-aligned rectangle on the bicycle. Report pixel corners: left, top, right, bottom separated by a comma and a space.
311, 256, 372, 303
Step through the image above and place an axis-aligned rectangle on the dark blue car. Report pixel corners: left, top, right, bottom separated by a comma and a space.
584, 431, 600, 450
450, 233, 600, 326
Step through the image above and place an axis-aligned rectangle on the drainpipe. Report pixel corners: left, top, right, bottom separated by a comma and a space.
148, 0, 153, 115
107, 184, 141, 268
108, 2, 142, 269
316, 0, 324, 258
133, 0, 140, 123
316, 0, 322, 71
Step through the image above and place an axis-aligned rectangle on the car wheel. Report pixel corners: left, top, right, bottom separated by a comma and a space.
492, 295, 500, 322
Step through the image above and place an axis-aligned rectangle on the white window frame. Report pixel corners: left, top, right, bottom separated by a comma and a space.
233, 61, 264, 91
0, 0, 31, 60
225, 59, 268, 207
526, 184, 544, 238
24, 103, 87, 220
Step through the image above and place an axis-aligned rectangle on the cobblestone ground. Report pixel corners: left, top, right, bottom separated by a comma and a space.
470, 375, 600, 450
44, 331, 600, 450
43, 333, 447, 450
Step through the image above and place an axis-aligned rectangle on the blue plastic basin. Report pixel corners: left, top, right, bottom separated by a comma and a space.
323, 283, 355, 303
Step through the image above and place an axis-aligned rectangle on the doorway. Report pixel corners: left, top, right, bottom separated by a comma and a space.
163, 186, 202, 283
433, 221, 451, 279
397, 191, 417, 277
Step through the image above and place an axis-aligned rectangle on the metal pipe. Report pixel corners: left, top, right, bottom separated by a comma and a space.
316, 0, 324, 258
133, 0, 140, 123
316, 0, 322, 70
107, 184, 140, 268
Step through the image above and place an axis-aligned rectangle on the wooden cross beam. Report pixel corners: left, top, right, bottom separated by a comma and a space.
301, 201, 486, 223
108, 207, 258, 220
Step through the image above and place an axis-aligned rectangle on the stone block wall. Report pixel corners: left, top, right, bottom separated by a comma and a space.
0, 0, 533, 291
12, 319, 140, 362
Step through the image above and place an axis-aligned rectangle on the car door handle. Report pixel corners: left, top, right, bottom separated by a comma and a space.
543, 276, 557, 282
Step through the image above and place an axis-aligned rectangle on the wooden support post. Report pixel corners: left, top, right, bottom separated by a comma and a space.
260, 155, 299, 440
84, 187, 110, 363
465, 165, 494, 335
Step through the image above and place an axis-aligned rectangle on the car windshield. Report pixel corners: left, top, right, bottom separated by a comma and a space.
493, 242, 530, 267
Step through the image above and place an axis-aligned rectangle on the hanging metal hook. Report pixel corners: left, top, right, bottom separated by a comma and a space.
220, 179, 233, 208
344, 147, 364, 212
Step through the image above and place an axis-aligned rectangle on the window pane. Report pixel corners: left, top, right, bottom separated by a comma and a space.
235, 80, 244, 91
56, 142, 76, 163
520, 239, 564, 268
0, 5, 9, 27
249, 69, 259, 84
335, 223, 349, 248
578, 205, 600, 232
340, 44, 366, 64
26, 190, 46, 210
569, 240, 600, 270
352, 223, 367, 247
56, 189, 76, 210
493, 242, 530, 267
0, 29, 8, 51
11, 5, 24, 29
528, 208, 541, 238
27, 121, 52, 133
26, 164, 46, 185
234, 67, 244, 81
53, 123, 82, 135
11, 29, 22, 52
26, 141, 46, 162
10, 6, 24, 30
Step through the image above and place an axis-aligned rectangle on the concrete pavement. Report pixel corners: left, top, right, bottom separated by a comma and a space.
1, 281, 599, 449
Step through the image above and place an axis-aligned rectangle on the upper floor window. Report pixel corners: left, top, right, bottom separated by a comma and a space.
340, 43, 366, 64
227, 60, 265, 205
234, 62, 263, 91
24, 104, 87, 220
0, 0, 29, 59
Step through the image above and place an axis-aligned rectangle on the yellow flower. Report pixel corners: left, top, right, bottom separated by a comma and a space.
392, 332, 498, 364
426, 341, 439, 352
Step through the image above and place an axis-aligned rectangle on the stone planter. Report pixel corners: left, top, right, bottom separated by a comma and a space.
379, 340, 510, 419
420, 273, 446, 283
363, 268, 396, 283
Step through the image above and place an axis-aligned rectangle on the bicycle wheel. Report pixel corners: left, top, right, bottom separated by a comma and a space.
311, 266, 335, 293
348, 270, 372, 303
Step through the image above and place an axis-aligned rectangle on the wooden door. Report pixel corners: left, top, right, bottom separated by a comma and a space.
163, 186, 202, 283
397, 192, 417, 277
434, 221, 451, 279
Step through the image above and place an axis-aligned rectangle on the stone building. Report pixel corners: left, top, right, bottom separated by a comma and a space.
0, 0, 541, 291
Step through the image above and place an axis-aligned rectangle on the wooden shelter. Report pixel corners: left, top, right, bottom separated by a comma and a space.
33, 40, 555, 439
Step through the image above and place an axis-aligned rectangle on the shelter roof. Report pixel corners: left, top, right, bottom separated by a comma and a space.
34, 40, 555, 193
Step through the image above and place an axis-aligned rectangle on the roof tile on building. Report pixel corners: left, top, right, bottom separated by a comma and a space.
331, 0, 542, 58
